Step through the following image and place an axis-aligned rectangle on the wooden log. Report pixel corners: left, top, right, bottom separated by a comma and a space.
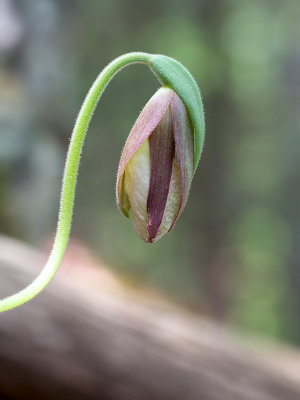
0, 234, 300, 400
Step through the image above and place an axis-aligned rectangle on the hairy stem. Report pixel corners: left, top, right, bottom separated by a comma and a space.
0, 52, 152, 312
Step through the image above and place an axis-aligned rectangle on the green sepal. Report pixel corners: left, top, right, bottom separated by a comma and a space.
149, 55, 205, 172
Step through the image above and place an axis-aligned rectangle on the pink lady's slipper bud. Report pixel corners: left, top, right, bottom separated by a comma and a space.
116, 87, 195, 243
115, 54, 205, 243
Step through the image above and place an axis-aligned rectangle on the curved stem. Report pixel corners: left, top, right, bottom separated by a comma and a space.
0, 52, 152, 312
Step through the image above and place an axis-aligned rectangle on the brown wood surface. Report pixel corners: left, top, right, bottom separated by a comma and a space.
0, 234, 300, 400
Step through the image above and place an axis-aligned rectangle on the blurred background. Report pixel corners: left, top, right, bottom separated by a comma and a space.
0, 0, 300, 351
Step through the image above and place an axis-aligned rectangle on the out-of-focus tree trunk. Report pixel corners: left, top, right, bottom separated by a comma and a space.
184, 0, 238, 320
1, 235, 300, 400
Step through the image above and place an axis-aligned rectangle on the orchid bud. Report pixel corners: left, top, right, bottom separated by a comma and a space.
116, 54, 205, 243
117, 87, 196, 242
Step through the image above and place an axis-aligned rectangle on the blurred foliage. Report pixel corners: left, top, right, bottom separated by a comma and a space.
0, 0, 300, 345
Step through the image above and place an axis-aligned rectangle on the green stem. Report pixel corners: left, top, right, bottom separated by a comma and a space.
0, 52, 152, 312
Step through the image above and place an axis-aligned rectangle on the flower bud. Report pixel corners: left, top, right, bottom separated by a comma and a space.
116, 87, 194, 243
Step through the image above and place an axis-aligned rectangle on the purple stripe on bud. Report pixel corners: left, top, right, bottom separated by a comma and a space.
146, 106, 174, 242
